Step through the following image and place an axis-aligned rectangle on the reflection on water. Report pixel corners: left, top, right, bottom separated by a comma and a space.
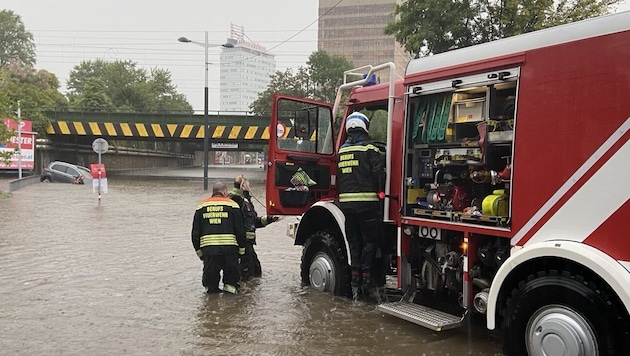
0, 179, 502, 355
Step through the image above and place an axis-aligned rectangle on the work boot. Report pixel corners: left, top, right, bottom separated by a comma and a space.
351, 269, 361, 288
361, 272, 373, 297
351, 269, 361, 301
206, 287, 222, 294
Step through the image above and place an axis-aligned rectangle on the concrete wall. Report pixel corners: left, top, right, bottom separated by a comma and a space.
37, 144, 195, 173
7, 175, 41, 192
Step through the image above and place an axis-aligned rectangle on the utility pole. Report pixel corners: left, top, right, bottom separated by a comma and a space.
17, 100, 22, 179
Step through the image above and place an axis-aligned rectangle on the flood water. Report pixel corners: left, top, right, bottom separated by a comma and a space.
0, 178, 503, 355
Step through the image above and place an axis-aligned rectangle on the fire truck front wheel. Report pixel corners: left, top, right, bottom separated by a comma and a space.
301, 231, 349, 297
502, 270, 629, 356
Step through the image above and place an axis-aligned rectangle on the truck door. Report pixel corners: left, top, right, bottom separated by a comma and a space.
265, 94, 337, 216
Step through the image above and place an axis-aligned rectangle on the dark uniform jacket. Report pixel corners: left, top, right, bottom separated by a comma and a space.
228, 188, 271, 244
337, 128, 385, 207
191, 195, 246, 257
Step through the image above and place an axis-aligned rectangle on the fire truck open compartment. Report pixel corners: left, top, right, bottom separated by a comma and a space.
403, 69, 518, 227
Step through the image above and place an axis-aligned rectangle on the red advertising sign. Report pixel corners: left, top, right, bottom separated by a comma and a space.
3, 118, 32, 132
90, 163, 108, 194
1, 118, 35, 170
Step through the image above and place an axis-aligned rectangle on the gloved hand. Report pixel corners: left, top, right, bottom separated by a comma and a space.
196, 249, 203, 260
262, 215, 280, 225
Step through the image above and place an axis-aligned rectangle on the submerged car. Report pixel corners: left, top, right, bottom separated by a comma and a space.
41, 161, 92, 184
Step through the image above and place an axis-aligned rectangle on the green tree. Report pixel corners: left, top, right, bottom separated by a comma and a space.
0, 88, 15, 167
0, 61, 68, 133
306, 50, 355, 103
249, 67, 312, 116
70, 77, 115, 112
67, 59, 192, 113
385, 0, 620, 57
0, 121, 15, 167
249, 50, 354, 116
0, 10, 36, 67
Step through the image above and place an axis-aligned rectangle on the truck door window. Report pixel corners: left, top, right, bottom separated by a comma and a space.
276, 98, 334, 155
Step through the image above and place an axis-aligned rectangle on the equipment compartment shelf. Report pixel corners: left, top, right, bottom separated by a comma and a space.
412, 208, 455, 221
459, 213, 509, 227
412, 208, 509, 227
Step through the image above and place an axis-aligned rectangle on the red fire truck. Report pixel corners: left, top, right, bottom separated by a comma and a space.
265, 11, 630, 355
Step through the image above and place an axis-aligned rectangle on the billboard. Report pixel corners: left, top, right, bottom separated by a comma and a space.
1, 118, 35, 170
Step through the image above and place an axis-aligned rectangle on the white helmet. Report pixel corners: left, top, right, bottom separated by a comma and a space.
345, 112, 369, 133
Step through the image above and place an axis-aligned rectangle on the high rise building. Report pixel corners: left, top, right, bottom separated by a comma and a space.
318, 0, 410, 81
220, 24, 276, 113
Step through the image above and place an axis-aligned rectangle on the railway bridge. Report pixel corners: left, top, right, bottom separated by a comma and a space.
44, 111, 272, 151
34, 110, 276, 173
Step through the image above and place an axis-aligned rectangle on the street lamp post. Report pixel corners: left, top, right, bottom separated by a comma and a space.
178, 33, 234, 190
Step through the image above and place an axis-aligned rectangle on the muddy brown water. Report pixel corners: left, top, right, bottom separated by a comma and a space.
0, 178, 503, 355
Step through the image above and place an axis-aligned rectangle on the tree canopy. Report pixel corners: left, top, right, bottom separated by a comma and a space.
0, 61, 68, 133
0, 119, 14, 166
67, 59, 192, 113
0, 9, 36, 67
385, 0, 621, 57
249, 50, 354, 116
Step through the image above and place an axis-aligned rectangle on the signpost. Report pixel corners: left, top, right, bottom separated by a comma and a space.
91, 138, 109, 205
1, 118, 35, 173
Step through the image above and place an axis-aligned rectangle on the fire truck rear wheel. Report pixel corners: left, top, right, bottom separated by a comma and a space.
301, 231, 349, 297
502, 270, 629, 356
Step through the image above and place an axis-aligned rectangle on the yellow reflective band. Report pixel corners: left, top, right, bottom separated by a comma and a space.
339, 144, 380, 153
223, 284, 238, 294
246, 231, 256, 239
197, 199, 239, 210
200, 234, 238, 247
338, 192, 379, 202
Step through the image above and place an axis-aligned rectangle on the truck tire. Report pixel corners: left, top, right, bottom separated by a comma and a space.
502, 270, 630, 356
300, 231, 349, 297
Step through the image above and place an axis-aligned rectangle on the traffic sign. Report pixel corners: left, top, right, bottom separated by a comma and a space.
277, 122, 287, 138
92, 138, 109, 154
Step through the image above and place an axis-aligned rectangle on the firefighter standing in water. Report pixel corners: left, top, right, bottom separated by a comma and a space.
191, 181, 246, 294
337, 112, 386, 298
228, 175, 279, 281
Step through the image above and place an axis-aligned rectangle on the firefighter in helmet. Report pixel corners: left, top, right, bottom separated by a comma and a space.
191, 181, 246, 294
337, 112, 386, 298
228, 175, 280, 281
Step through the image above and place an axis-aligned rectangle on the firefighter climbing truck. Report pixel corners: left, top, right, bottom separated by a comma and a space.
265, 11, 630, 355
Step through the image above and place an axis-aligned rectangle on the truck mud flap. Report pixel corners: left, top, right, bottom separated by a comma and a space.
377, 301, 466, 331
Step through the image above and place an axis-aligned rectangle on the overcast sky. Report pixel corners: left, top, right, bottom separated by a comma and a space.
4, 0, 630, 113
4, 0, 320, 112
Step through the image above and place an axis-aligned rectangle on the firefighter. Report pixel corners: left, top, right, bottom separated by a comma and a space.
191, 181, 246, 294
337, 112, 386, 298
228, 175, 279, 281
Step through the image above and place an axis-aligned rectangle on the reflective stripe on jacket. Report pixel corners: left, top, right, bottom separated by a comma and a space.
338, 191, 378, 203
200, 233, 238, 247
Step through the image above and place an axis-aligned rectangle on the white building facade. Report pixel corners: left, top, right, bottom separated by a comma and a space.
220, 24, 276, 113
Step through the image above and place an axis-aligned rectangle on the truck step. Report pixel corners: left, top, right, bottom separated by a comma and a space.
377, 301, 465, 331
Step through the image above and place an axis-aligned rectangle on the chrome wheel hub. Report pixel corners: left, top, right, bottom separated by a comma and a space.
526, 305, 598, 356
309, 252, 335, 293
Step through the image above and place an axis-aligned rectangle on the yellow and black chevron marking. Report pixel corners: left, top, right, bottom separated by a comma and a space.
46, 121, 271, 140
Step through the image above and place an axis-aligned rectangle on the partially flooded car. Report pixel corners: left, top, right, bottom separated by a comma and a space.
40, 161, 92, 184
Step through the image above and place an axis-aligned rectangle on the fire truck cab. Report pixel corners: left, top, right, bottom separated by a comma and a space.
265, 11, 630, 355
